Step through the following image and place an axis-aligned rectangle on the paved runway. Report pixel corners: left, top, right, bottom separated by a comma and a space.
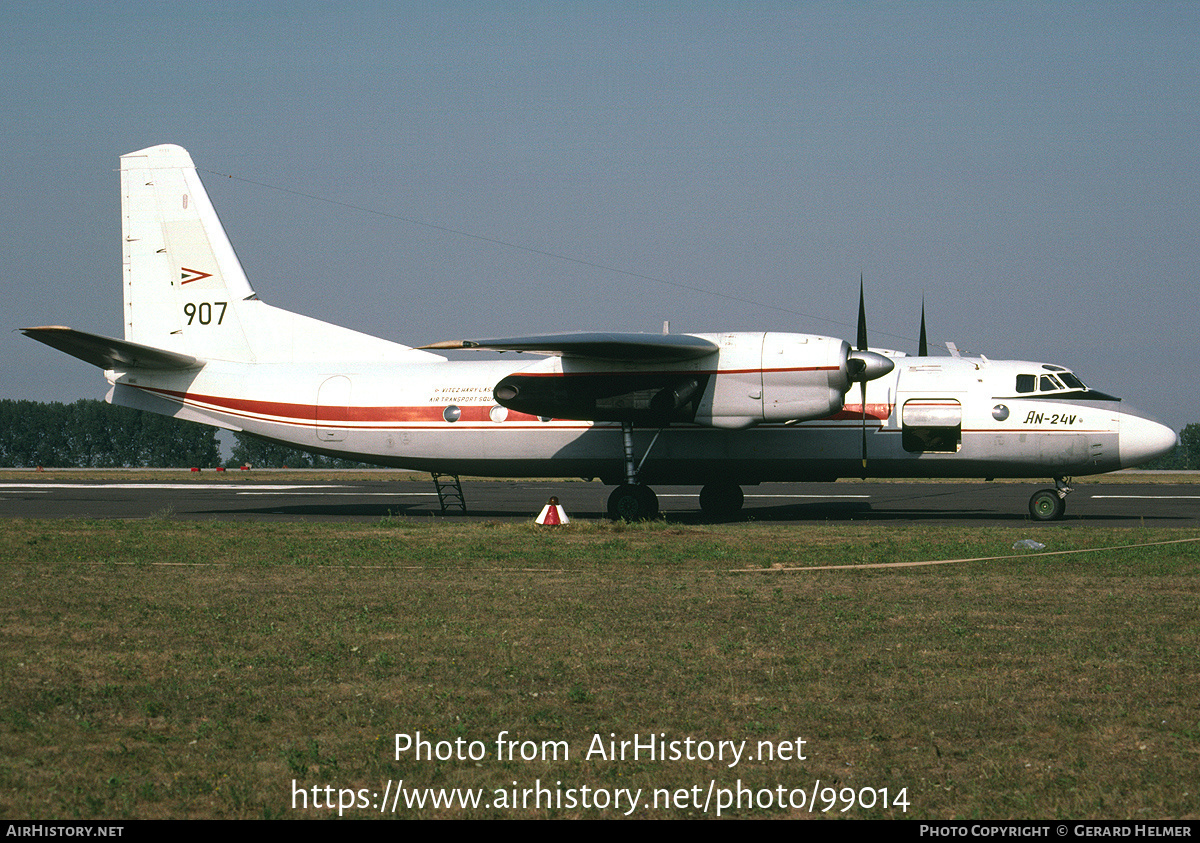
1, 476, 1197, 526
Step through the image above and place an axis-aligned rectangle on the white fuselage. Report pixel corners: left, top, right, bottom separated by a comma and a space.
107, 345, 1171, 485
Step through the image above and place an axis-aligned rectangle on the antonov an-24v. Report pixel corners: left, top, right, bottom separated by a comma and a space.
22, 144, 1178, 520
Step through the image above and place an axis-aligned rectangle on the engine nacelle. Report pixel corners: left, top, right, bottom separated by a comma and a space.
488, 331, 893, 429
692, 333, 854, 429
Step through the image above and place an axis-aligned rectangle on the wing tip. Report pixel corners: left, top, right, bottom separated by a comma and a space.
418, 340, 479, 350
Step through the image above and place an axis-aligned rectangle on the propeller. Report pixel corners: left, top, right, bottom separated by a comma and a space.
845, 276, 894, 477
918, 298, 929, 357
857, 280, 869, 475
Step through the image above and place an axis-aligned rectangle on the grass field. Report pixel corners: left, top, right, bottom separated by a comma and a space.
1, 517, 1198, 819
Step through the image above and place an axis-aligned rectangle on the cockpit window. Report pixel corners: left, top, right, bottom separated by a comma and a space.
1018, 368, 1094, 395
1013, 366, 1114, 400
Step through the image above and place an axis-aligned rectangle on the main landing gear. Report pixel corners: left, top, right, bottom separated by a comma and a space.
698, 481, 744, 519
606, 422, 662, 521
607, 483, 659, 521
1028, 477, 1073, 522
606, 423, 750, 521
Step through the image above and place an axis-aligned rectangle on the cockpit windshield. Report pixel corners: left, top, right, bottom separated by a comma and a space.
1015, 366, 1094, 395
1057, 372, 1087, 390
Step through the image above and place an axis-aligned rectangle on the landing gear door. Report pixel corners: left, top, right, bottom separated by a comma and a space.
901, 398, 962, 453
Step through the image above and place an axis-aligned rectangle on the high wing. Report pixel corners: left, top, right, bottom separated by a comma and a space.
20, 326, 202, 371
422, 332, 721, 424
421, 332, 719, 363
420, 329, 890, 429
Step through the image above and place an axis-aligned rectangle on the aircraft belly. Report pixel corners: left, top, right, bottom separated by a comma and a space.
971, 429, 1118, 473
889, 431, 1118, 477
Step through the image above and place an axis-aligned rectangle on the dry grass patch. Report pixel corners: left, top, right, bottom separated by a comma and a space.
1, 519, 1198, 819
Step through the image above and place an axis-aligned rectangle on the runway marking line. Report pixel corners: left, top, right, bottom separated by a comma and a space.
235, 492, 439, 496
1090, 495, 1200, 499
658, 494, 869, 499
0, 483, 439, 496
0, 483, 340, 490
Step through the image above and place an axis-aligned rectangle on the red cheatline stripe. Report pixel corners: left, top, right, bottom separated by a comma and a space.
133, 386, 1113, 435
141, 385, 906, 427
138, 385, 542, 425
513, 365, 841, 378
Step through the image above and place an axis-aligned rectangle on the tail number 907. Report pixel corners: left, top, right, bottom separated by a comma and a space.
184, 302, 227, 325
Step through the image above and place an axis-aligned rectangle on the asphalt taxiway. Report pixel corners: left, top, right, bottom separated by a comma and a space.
0, 476, 1196, 526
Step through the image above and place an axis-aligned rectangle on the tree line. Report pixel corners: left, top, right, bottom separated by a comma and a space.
0, 399, 219, 468
1, 398, 1197, 470
0, 399, 368, 468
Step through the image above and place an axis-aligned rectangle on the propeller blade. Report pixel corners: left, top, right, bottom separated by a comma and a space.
858, 276, 869, 476
860, 379, 868, 477
919, 298, 928, 357
857, 275, 868, 351
845, 277, 892, 476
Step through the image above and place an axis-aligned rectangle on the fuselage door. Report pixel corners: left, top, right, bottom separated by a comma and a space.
901, 398, 962, 453
316, 375, 351, 442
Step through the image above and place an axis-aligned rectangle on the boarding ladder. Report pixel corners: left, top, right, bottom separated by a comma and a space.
430, 473, 467, 513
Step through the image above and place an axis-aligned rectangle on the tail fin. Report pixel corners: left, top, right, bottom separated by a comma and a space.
121, 144, 256, 359
120, 144, 433, 364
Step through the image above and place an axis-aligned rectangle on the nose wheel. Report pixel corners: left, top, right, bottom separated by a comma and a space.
1028, 477, 1073, 522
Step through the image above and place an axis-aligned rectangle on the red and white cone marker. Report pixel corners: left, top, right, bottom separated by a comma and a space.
535, 496, 569, 526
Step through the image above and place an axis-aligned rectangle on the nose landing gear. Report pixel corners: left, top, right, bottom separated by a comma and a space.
1028, 477, 1073, 521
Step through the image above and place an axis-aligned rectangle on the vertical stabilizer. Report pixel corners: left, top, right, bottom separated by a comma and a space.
121, 144, 257, 360
119, 144, 435, 365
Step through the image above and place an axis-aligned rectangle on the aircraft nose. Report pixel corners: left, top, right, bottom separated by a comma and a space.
1118, 411, 1178, 468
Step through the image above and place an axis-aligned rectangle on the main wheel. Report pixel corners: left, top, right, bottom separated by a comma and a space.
1029, 489, 1066, 521
607, 484, 659, 521
699, 482, 744, 519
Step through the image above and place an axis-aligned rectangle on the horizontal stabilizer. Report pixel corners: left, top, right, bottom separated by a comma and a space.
421, 332, 718, 363
21, 326, 202, 371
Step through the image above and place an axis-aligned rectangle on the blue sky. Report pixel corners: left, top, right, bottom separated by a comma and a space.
3, 1, 1197, 430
